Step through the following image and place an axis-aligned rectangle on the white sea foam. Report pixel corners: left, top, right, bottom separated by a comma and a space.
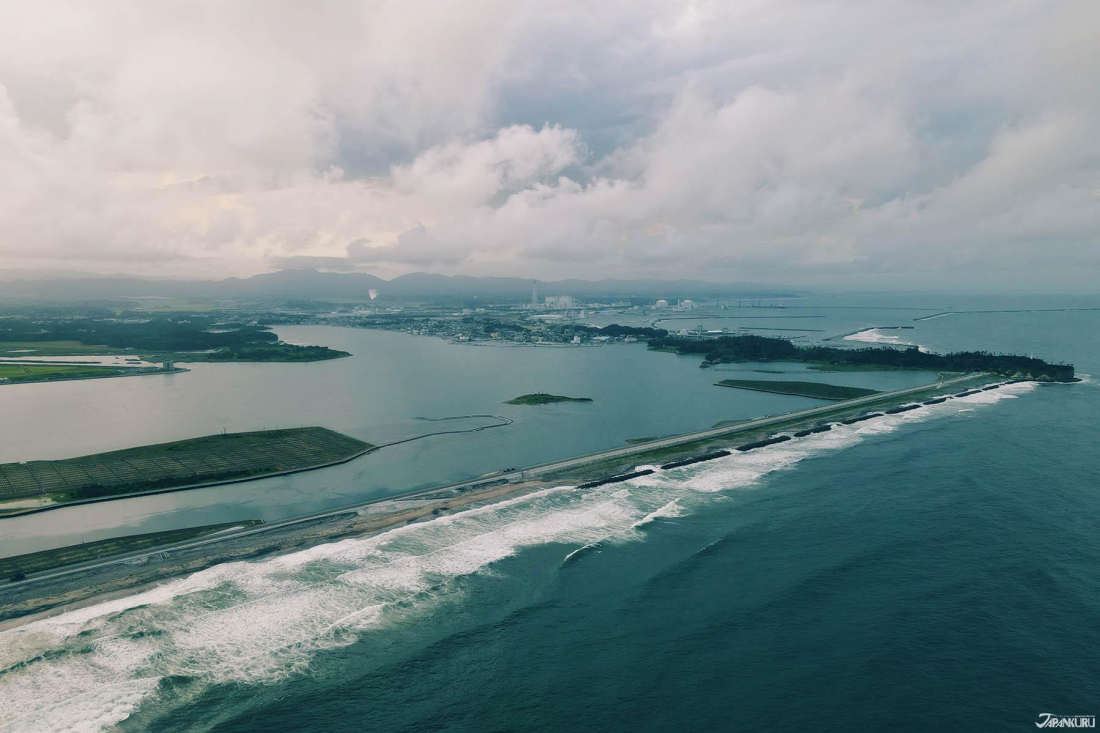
0, 381, 1036, 731
0, 677, 161, 733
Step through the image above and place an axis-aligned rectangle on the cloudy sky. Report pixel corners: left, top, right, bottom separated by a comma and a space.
0, 1, 1097, 288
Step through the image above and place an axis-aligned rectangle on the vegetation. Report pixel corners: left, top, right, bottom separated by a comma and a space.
809, 364, 923, 372
0, 311, 348, 362
0, 363, 138, 383
0, 427, 371, 509
645, 332, 1075, 381
575, 324, 669, 339
195, 344, 349, 362
506, 393, 593, 405
0, 316, 277, 351
714, 379, 880, 400
0, 340, 119, 356
0, 520, 265, 579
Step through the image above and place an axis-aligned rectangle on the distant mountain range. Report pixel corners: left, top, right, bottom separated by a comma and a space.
0, 268, 797, 303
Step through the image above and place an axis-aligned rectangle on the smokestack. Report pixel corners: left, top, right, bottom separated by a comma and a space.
532, 280, 538, 306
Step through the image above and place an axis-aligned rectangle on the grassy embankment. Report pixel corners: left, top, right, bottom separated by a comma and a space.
506, 393, 593, 405
714, 379, 879, 400
0, 427, 371, 513
0, 520, 265, 579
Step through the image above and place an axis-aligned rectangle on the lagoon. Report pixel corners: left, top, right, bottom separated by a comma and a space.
0, 325, 937, 555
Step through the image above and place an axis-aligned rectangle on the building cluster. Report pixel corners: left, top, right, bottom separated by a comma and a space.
543, 295, 575, 309
654, 298, 696, 310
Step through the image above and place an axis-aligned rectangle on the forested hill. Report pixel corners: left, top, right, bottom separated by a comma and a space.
643, 333, 1075, 382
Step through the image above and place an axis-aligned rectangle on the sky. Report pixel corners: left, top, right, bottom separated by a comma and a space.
0, 0, 1097, 289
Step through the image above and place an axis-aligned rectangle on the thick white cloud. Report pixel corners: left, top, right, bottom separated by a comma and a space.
0, 0, 1096, 287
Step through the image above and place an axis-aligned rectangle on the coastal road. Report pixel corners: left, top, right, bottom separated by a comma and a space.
5, 372, 990, 589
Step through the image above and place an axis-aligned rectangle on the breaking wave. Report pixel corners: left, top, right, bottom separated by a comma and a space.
0, 382, 1035, 731
843, 328, 930, 352
632, 500, 685, 529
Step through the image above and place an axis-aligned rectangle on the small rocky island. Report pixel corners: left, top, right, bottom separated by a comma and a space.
506, 393, 593, 405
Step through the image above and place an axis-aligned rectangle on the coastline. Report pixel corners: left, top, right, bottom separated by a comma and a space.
0, 478, 553, 631
4, 374, 1051, 625
0, 373, 1025, 627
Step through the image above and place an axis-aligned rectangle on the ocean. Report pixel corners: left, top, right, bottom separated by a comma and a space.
0, 294, 1097, 732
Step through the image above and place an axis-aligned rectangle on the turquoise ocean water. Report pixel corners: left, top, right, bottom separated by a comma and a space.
0, 294, 1097, 731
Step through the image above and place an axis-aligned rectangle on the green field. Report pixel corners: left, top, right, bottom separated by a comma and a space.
506, 393, 593, 405
0, 363, 135, 382
714, 379, 880, 400
0, 427, 371, 508
0, 341, 122, 356
0, 520, 265, 579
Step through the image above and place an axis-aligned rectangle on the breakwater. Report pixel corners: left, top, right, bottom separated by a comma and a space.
737, 435, 792, 452
841, 413, 884, 425
578, 469, 655, 489
885, 404, 921, 414
660, 451, 732, 470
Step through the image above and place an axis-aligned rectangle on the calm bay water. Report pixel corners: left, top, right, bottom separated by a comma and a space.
0, 324, 935, 555
0, 294, 1097, 732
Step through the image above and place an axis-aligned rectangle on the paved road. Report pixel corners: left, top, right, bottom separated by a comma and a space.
5, 373, 990, 589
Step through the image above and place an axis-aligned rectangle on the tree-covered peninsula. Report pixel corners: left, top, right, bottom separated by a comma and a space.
643, 333, 1075, 381
0, 313, 348, 362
